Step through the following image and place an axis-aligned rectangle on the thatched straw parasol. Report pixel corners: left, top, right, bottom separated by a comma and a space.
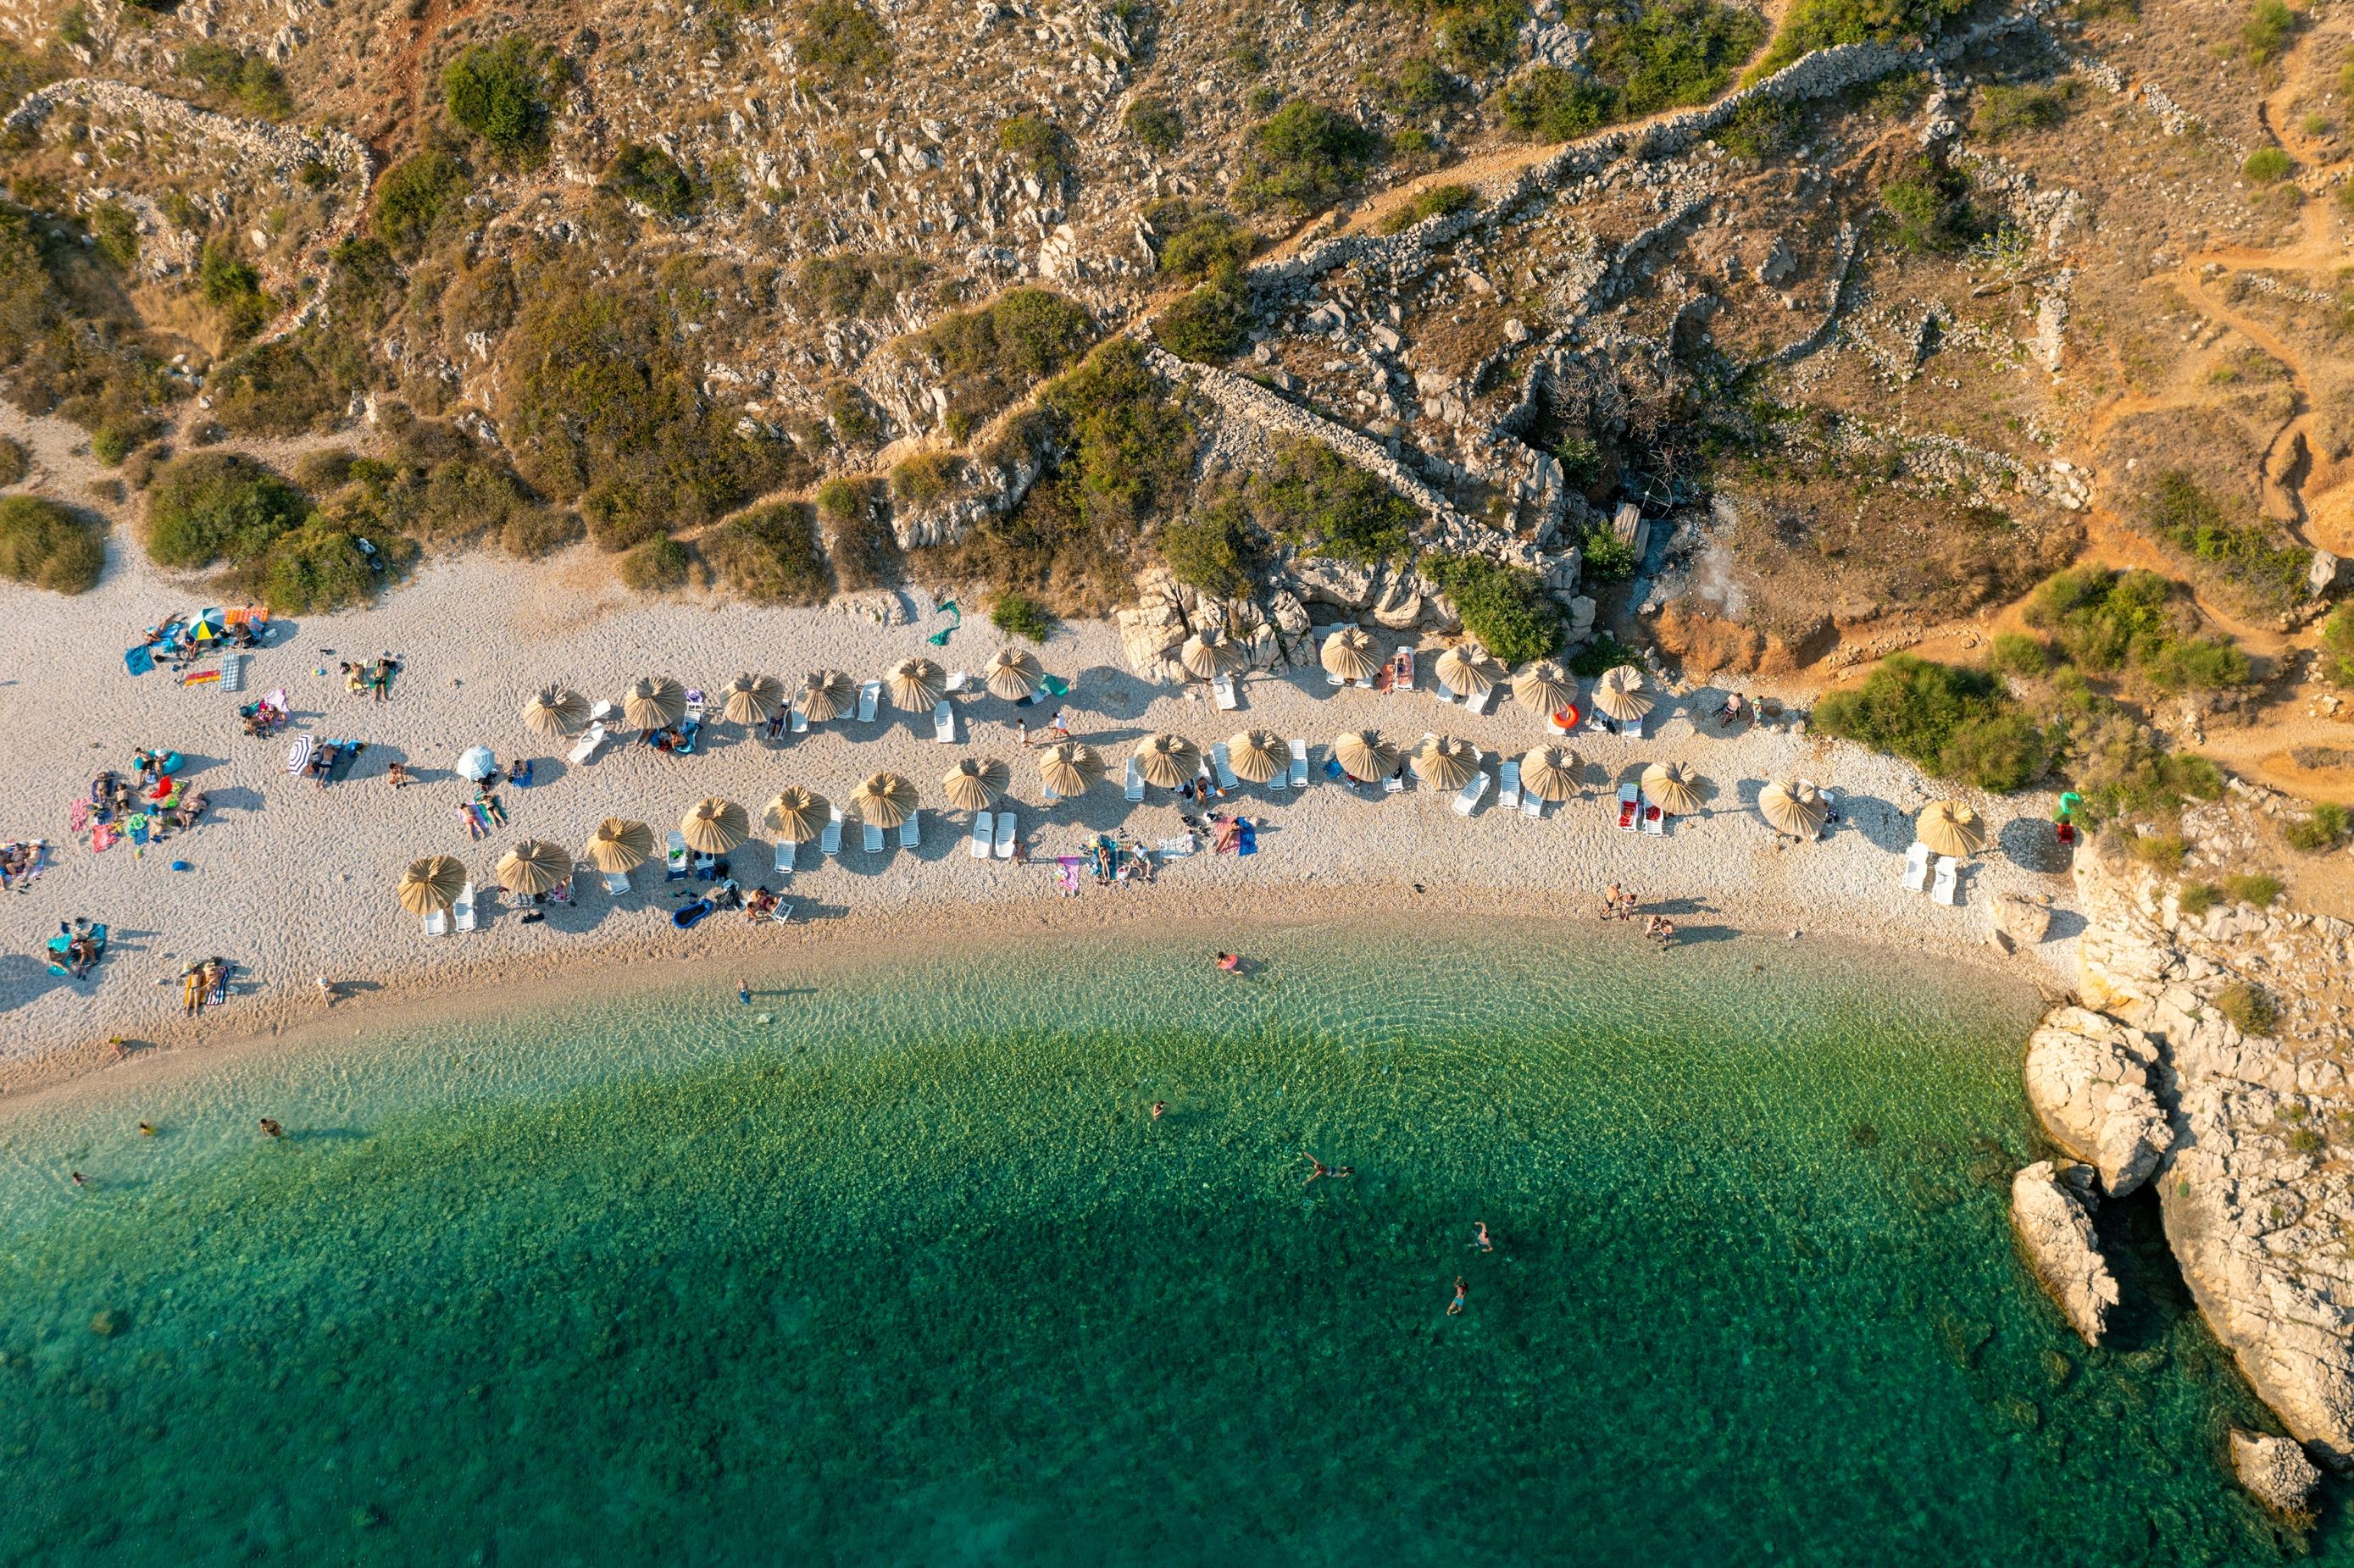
396, 855, 466, 916
520, 685, 589, 739
1520, 745, 1580, 802
722, 673, 786, 726
1413, 734, 1479, 790
765, 789, 829, 844
851, 773, 918, 829
985, 646, 1043, 701
1333, 729, 1397, 783
942, 757, 1010, 812
584, 818, 655, 873
1133, 733, 1200, 790
1918, 800, 1987, 858
1593, 665, 1654, 723
1180, 628, 1245, 680
624, 675, 687, 731
680, 797, 750, 854
1037, 741, 1105, 797
1512, 660, 1574, 713
1434, 645, 1505, 699
885, 657, 945, 712
1228, 730, 1286, 785
497, 839, 572, 896
1320, 626, 1382, 684
1759, 779, 1826, 839
1641, 762, 1703, 817
797, 670, 854, 723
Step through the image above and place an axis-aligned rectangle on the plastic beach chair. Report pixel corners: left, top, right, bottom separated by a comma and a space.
822, 806, 843, 855
1520, 788, 1544, 818
1213, 742, 1239, 791
1642, 797, 1665, 836
774, 840, 795, 880
1125, 757, 1146, 801
1452, 762, 1490, 817
1212, 674, 1239, 712
858, 681, 880, 723
665, 831, 689, 880
1902, 841, 1931, 891
1616, 784, 1641, 831
602, 870, 630, 896
863, 822, 886, 853
423, 906, 449, 936
899, 810, 921, 849
1288, 740, 1308, 789
790, 706, 808, 734
1498, 761, 1522, 809
994, 812, 1017, 860
1467, 684, 1497, 715
568, 722, 607, 766
934, 700, 956, 743
1932, 856, 1961, 906
971, 812, 995, 860
452, 882, 478, 932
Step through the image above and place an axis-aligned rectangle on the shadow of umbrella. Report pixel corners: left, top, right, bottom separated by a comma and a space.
1999, 814, 2075, 874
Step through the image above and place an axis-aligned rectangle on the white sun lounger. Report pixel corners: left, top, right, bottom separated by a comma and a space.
1902, 841, 1932, 891
452, 882, 478, 932
1385, 767, 1405, 795
971, 812, 994, 859
1325, 671, 1346, 688
1212, 673, 1239, 712
1213, 742, 1239, 790
774, 840, 794, 879
821, 806, 843, 855
1615, 782, 1641, 833
1125, 757, 1146, 801
1289, 740, 1309, 789
863, 822, 886, 853
934, 700, 956, 743
665, 831, 689, 879
1641, 795, 1665, 835
946, 669, 970, 693
1520, 788, 1544, 817
858, 681, 880, 722
1498, 760, 1523, 809
994, 811, 1017, 859
422, 906, 449, 936
1434, 684, 1460, 705
790, 706, 808, 734
900, 811, 921, 849
1468, 684, 1497, 715
1932, 856, 1960, 906
1452, 764, 1490, 816
602, 869, 630, 896
568, 721, 607, 766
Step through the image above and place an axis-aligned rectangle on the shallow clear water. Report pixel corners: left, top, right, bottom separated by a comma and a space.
0, 925, 2330, 1565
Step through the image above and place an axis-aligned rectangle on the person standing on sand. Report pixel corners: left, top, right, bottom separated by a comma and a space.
316, 976, 335, 1007
1015, 719, 1029, 747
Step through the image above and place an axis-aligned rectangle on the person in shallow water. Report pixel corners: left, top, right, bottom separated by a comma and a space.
1214, 952, 1241, 973
258, 1118, 282, 1139
1449, 1277, 1468, 1316
1302, 1155, 1353, 1187
1472, 1222, 1492, 1253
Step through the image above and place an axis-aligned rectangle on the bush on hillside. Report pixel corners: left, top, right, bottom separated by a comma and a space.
441, 36, 552, 157
1157, 497, 1259, 596
601, 143, 697, 217
991, 589, 1054, 641
1151, 203, 1257, 281
1813, 653, 2045, 791
0, 494, 103, 592
1125, 97, 1183, 153
144, 452, 309, 568
1043, 338, 1196, 528
796, 2, 892, 88
912, 287, 1095, 440
1380, 183, 1476, 234
1420, 552, 1562, 665
2141, 469, 2307, 607
1155, 278, 1250, 363
618, 535, 691, 591
1234, 103, 1381, 212
1252, 440, 1417, 565
374, 151, 470, 256
708, 501, 830, 603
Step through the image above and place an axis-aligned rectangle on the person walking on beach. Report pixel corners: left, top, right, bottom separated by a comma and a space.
1047, 708, 1071, 742
1014, 718, 1030, 747
315, 976, 335, 1008
1448, 1277, 1468, 1316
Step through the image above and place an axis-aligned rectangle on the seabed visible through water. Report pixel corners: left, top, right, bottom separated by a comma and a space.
0, 923, 2332, 1565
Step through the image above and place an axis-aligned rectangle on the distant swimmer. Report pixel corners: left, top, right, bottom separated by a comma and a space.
258, 1118, 283, 1139
1448, 1277, 1468, 1316
69, 1172, 86, 1188
136, 1122, 153, 1138
1215, 952, 1242, 973
1471, 1222, 1492, 1253
1150, 1101, 1167, 1121
1302, 1155, 1355, 1187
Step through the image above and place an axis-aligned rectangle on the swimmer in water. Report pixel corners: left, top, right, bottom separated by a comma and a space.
258, 1118, 283, 1139
1150, 1101, 1166, 1121
1448, 1277, 1468, 1316
1472, 1222, 1492, 1253
1214, 952, 1242, 973
137, 1122, 153, 1138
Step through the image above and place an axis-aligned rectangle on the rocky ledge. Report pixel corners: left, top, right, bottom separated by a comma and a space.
2230, 1428, 2323, 1520
2026, 793, 2354, 1467
2010, 1160, 2118, 1344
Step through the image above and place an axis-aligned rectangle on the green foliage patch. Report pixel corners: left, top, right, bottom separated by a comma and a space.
799, 252, 928, 319
1124, 97, 1184, 154
602, 143, 698, 217
441, 36, 552, 157
1150, 204, 1257, 282
1420, 552, 1562, 665
796, 2, 893, 88
2140, 469, 2308, 608
1504, 0, 1764, 140
913, 287, 1096, 440
708, 501, 830, 604
1252, 440, 1418, 565
144, 452, 310, 570
0, 495, 103, 593
1379, 183, 1476, 235
991, 589, 1055, 642
1235, 103, 1381, 213
1813, 653, 2046, 791
1157, 497, 1259, 596
1154, 279, 1251, 363
2024, 568, 2250, 693
182, 42, 295, 119
374, 151, 470, 256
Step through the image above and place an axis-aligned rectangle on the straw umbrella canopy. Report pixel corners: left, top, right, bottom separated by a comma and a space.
1641, 762, 1704, 817
1037, 740, 1105, 797
1434, 645, 1505, 700
1132, 733, 1200, 790
680, 797, 750, 854
497, 839, 572, 896
584, 818, 655, 873
885, 657, 945, 712
1228, 730, 1286, 785
1593, 664, 1654, 723
1759, 779, 1827, 839
625, 675, 687, 731
985, 645, 1043, 701
765, 788, 829, 844
1520, 745, 1580, 802
851, 773, 918, 829
396, 855, 466, 916
721, 673, 786, 727
1320, 626, 1382, 684
520, 684, 589, 739
1918, 800, 1987, 858
1512, 660, 1574, 713
1180, 628, 1245, 680
942, 756, 1010, 812
1333, 729, 1398, 783
1413, 734, 1479, 790
797, 670, 854, 723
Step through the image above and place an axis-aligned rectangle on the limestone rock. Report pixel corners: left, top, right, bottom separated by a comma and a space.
1991, 890, 2053, 946
1291, 556, 1378, 611
2011, 1161, 2119, 1344
2023, 1006, 2172, 1195
2230, 1430, 2321, 1519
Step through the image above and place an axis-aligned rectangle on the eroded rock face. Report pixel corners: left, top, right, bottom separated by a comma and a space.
2229, 1430, 2321, 1520
2011, 1161, 2118, 1344
2022, 1005, 2171, 1196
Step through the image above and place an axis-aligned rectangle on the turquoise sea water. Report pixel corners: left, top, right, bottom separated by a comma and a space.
0, 924, 2333, 1565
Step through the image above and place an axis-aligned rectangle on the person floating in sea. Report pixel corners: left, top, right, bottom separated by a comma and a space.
137, 1122, 153, 1138
69, 1171, 85, 1188
1302, 1155, 1353, 1187
258, 1118, 282, 1139
1448, 1277, 1468, 1316
1471, 1222, 1492, 1253
1214, 952, 1242, 974
1150, 1101, 1166, 1121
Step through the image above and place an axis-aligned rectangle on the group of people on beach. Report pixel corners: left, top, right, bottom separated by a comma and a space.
1601, 884, 1679, 945
179, 958, 231, 1015
338, 655, 401, 703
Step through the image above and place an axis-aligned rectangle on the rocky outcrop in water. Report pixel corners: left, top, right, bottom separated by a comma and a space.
2229, 1429, 2322, 1520
2010, 1160, 2118, 1344
2023, 1005, 2171, 1195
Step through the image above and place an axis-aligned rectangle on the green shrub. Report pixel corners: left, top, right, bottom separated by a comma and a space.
499, 506, 581, 559
198, 239, 269, 341
374, 151, 469, 255
2215, 980, 2278, 1036
999, 114, 1075, 186
1879, 158, 1979, 252
1380, 182, 1476, 235
1426, 0, 1524, 69
90, 424, 135, 466
207, 237, 403, 436
1756, 0, 1969, 73
1155, 280, 1250, 363
2243, 0, 2296, 64
796, 2, 892, 88
2225, 872, 2283, 906
2289, 1126, 2324, 1155
1152, 205, 1256, 281
1043, 337, 1196, 526
182, 42, 294, 119
619, 535, 691, 591
253, 522, 398, 613
0, 494, 102, 592
2176, 881, 2220, 917
1502, 66, 1615, 141
1568, 631, 1637, 678
1580, 523, 1639, 579
2282, 802, 2349, 851
2141, 469, 2308, 607
0, 435, 27, 488
1503, 0, 1762, 139
602, 143, 697, 217
1555, 433, 1605, 490
1157, 498, 1257, 596
2046, 674, 2224, 818
2242, 146, 2293, 183
1987, 631, 2049, 678
821, 484, 899, 591
891, 452, 960, 508
991, 589, 1054, 642
2131, 831, 2187, 872
2322, 603, 2354, 685
1125, 97, 1183, 153
1975, 81, 2074, 140
441, 36, 551, 156
144, 452, 309, 568
708, 501, 829, 603
89, 202, 137, 271
1252, 439, 1417, 565
913, 286, 1096, 439
1813, 653, 2045, 791
1421, 552, 1562, 665
1713, 97, 1801, 159
799, 252, 928, 319
1235, 102, 1380, 213
2024, 567, 2250, 691
1366, 57, 1454, 114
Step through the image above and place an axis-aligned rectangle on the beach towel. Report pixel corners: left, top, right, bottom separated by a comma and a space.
1237, 820, 1258, 856
91, 822, 121, 853
1156, 835, 1196, 856
1055, 859, 1082, 895
925, 598, 963, 648
128, 814, 150, 847
68, 801, 88, 834
180, 668, 220, 687
125, 645, 155, 677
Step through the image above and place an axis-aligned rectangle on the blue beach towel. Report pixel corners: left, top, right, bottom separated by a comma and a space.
1237, 821, 1258, 856
125, 645, 155, 677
